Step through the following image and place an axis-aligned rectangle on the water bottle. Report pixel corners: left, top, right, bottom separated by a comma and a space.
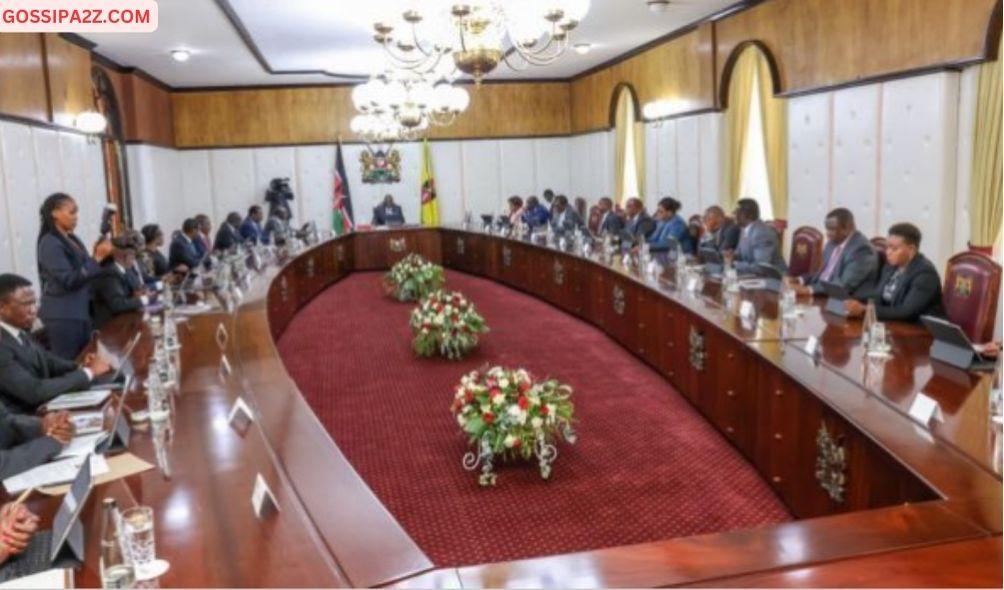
863, 300, 877, 347
100, 499, 134, 589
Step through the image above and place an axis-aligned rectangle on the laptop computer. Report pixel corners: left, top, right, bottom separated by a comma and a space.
0, 459, 94, 582
90, 332, 141, 390
920, 315, 998, 372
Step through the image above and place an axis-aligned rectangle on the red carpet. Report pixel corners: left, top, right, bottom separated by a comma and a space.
277, 271, 790, 567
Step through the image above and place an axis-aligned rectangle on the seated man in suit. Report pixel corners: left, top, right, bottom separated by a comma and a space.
0, 403, 72, 479
372, 195, 405, 227
264, 207, 290, 246
595, 197, 624, 236
169, 218, 203, 272
793, 208, 878, 298
0, 274, 111, 414
727, 198, 787, 275
193, 214, 213, 259
240, 205, 266, 245
214, 212, 243, 253
645, 197, 694, 254
93, 236, 149, 329
845, 223, 943, 323
521, 196, 550, 229
700, 205, 741, 255
549, 195, 583, 234
620, 197, 657, 249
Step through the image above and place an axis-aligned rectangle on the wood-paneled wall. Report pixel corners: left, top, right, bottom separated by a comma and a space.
570, 24, 716, 133
171, 82, 571, 148
44, 34, 94, 128
715, 0, 1000, 99
0, 34, 49, 122
96, 65, 174, 146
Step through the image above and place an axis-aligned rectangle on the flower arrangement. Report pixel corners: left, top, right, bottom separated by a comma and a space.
411, 291, 489, 360
451, 366, 576, 486
384, 254, 445, 302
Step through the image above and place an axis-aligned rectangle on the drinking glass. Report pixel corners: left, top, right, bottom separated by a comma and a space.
121, 507, 156, 574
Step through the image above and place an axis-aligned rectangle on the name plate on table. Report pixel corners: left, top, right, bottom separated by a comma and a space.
908, 393, 944, 425
215, 323, 229, 351
804, 335, 821, 358
686, 276, 700, 292
251, 473, 279, 518
739, 300, 756, 321
219, 354, 232, 384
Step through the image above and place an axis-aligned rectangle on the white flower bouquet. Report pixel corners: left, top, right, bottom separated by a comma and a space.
411, 290, 489, 360
384, 253, 445, 302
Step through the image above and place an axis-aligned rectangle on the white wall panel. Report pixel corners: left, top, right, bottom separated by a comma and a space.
644, 123, 660, 203
498, 139, 536, 201
832, 85, 880, 237
658, 120, 678, 201
879, 72, 959, 270
78, 140, 107, 249
60, 133, 101, 248
698, 113, 724, 212
0, 134, 11, 274
208, 149, 256, 224
430, 141, 464, 223
1, 122, 42, 284
126, 145, 158, 228
675, 117, 700, 217
787, 93, 832, 234
568, 134, 590, 200
953, 66, 979, 253
293, 145, 336, 228
461, 140, 502, 217
176, 150, 212, 230
533, 137, 570, 200
31, 128, 63, 201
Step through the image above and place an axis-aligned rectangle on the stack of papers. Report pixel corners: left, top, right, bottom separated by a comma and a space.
0, 569, 70, 589
54, 432, 110, 460
3, 455, 109, 495
45, 390, 111, 412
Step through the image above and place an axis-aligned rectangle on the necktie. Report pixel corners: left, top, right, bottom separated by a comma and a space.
819, 243, 845, 281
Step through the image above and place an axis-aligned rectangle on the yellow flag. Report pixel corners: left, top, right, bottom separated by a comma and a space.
420, 139, 439, 226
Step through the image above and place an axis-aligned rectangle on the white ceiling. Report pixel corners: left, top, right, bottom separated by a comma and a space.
83, 0, 742, 88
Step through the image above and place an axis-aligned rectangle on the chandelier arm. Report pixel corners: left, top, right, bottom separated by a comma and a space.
408, 21, 436, 60
508, 36, 569, 66
380, 39, 439, 72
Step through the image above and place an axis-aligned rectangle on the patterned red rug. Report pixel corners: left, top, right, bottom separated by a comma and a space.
277, 271, 790, 568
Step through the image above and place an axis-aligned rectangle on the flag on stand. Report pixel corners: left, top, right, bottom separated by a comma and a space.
420, 139, 439, 226
333, 140, 355, 235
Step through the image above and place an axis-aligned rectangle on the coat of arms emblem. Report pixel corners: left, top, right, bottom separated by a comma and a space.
361, 148, 402, 184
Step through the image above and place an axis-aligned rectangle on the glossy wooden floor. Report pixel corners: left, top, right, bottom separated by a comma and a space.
6, 227, 1000, 588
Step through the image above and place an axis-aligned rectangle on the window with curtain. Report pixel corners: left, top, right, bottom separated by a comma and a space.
738, 71, 774, 220
614, 87, 645, 204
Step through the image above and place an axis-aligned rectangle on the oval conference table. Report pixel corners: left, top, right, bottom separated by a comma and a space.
12, 227, 1001, 588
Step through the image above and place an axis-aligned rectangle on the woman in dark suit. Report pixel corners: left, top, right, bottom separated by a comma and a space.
36, 193, 112, 360
139, 224, 171, 282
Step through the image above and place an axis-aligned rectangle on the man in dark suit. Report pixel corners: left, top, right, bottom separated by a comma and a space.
700, 206, 740, 254
194, 214, 213, 259
795, 208, 878, 298
595, 197, 624, 236
620, 197, 656, 248
845, 223, 943, 323
264, 207, 290, 246
549, 195, 583, 234
728, 198, 787, 275
521, 196, 551, 229
0, 274, 111, 414
372, 195, 405, 227
92, 237, 149, 329
240, 205, 266, 245
0, 403, 72, 479
169, 218, 203, 272
214, 212, 243, 253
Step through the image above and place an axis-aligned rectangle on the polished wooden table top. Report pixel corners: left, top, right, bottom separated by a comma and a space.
3, 227, 998, 588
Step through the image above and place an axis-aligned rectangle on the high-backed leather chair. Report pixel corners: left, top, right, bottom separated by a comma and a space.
871, 236, 888, 273
788, 226, 824, 278
574, 197, 587, 221
587, 205, 602, 234
766, 219, 787, 246
942, 252, 1002, 343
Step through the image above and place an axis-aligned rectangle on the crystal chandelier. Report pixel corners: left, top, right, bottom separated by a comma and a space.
351, 70, 470, 142
371, 0, 590, 83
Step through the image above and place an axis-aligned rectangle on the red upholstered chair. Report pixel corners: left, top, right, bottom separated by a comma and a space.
788, 226, 824, 278
942, 252, 1002, 343
587, 205, 602, 234
766, 219, 787, 245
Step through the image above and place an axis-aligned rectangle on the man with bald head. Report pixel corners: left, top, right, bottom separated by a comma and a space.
620, 198, 656, 248
700, 205, 740, 255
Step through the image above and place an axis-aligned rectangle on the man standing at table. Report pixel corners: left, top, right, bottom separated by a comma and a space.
0, 274, 111, 414
793, 208, 877, 298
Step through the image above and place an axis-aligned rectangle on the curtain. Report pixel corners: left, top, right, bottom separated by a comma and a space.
723, 49, 757, 211
970, 43, 1002, 249
754, 51, 788, 221
614, 89, 644, 204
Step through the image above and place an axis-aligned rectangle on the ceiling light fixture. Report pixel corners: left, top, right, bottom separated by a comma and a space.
74, 111, 108, 134
170, 49, 191, 62
573, 43, 592, 55
352, 70, 470, 143
646, 0, 671, 13
372, 0, 591, 84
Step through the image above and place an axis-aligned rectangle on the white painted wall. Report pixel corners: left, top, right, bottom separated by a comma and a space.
0, 122, 106, 288
786, 70, 966, 271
